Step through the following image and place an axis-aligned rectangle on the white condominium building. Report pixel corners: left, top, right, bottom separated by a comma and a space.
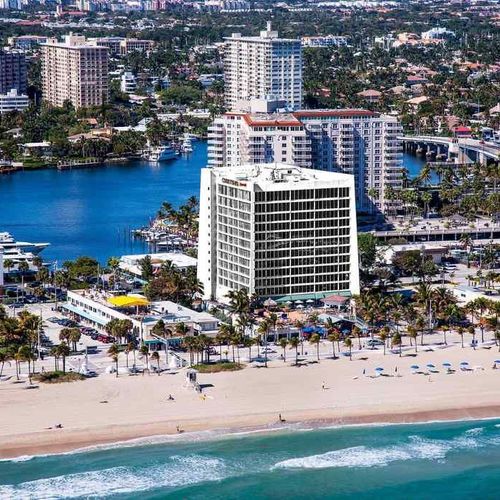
41, 35, 109, 109
224, 22, 302, 111
208, 109, 403, 214
0, 88, 29, 114
208, 111, 311, 168
197, 164, 360, 302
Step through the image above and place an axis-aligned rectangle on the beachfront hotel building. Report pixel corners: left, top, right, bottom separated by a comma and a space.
197, 163, 360, 302
208, 109, 403, 214
224, 23, 302, 111
41, 35, 109, 109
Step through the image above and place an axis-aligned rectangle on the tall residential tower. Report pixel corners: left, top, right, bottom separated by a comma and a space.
0, 49, 27, 94
224, 23, 302, 111
41, 35, 109, 109
208, 109, 403, 214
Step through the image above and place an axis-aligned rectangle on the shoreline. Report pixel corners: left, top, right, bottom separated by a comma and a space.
2, 404, 499, 460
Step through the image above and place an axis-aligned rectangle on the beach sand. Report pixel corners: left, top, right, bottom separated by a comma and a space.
1, 343, 499, 459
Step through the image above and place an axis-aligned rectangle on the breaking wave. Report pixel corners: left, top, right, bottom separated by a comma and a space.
274, 426, 500, 470
0, 455, 225, 499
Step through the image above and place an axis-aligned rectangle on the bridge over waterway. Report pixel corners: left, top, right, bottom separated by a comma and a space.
400, 135, 500, 164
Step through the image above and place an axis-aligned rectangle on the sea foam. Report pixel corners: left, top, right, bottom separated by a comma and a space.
0, 455, 225, 499
273, 427, 500, 470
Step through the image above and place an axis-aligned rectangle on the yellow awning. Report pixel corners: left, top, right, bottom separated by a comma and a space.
107, 296, 149, 307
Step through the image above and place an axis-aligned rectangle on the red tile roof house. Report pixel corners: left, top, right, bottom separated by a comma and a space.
452, 126, 472, 138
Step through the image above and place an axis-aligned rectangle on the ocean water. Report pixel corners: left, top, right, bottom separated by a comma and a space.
0, 148, 425, 264
0, 419, 499, 499
0, 143, 206, 264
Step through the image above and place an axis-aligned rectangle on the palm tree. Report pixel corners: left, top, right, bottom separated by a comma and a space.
50, 346, 60, 371
457, 326, 465, 348
288, 337, 299, 365
421, 191, 432, 218
242, 336, 253, 362
310, 333, 321, 361
16, 345, 34, 384
467, 325, 476, 350
257, 319, 270, 367
379, 330, 388, 355
441, 325, 449, 345
459, 233, 474, 267
68, 328, 81, 352
108, 343, 120, 377
279, 338, 288, 362
215, 330, 227, 362
344, 337, 353, 360
139, 344, 150, 372
0, 350, 11, 377
327, 330, 339, 359
107, 256, 120, 286
57, 341, 70, 373
392, 333, 402, 357
407, 326, 418, 353
3, 259, 14, 274
229, 332, 242, 363
125, 341, 135, 368
218, 323, 235, 361
473, 297, 490, 343
151, 351, 161, 374
352, 326, 362, 350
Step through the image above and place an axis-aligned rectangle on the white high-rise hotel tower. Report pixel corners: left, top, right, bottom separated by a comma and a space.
224, 22, 302, 112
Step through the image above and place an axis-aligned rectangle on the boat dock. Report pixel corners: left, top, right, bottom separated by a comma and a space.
56, 159, 102, 170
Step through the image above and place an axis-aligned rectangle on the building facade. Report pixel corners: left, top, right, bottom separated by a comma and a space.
120, 71, 137, 94
0, 49, 27, 94
208, 109, 403, 214
301, 35, 349, 48
224, 23, 302, 111
41, 35, 109, 109
0, 88, 29, 114
88, 37, 155, 56
197, 164, 360, 302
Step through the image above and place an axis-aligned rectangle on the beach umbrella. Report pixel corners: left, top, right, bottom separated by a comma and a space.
285, 301, 293, 305
495, 360, 500, 364
306, 299, 314, 304
460, 361, 469, 366
442, 362, 452, 367
426, 363, 435, 368
295, 300, 304, 304
375, 367, 384, 372
263, 297, 277, 308
410, 365, 419, 369
296, 304, 304, 309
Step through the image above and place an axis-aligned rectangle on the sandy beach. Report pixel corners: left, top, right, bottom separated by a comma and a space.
1, 342, 499, 459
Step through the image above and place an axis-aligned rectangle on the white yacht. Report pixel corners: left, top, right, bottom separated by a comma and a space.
0, 232, 49, 255
147, 144, 178, 162
181, 134, 193, 154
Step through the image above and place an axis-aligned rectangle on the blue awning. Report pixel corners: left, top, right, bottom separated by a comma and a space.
62, 303, 109, 326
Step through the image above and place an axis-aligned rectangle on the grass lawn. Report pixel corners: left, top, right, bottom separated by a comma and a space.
33, 371, 86, 383
191, 362, 244, 373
